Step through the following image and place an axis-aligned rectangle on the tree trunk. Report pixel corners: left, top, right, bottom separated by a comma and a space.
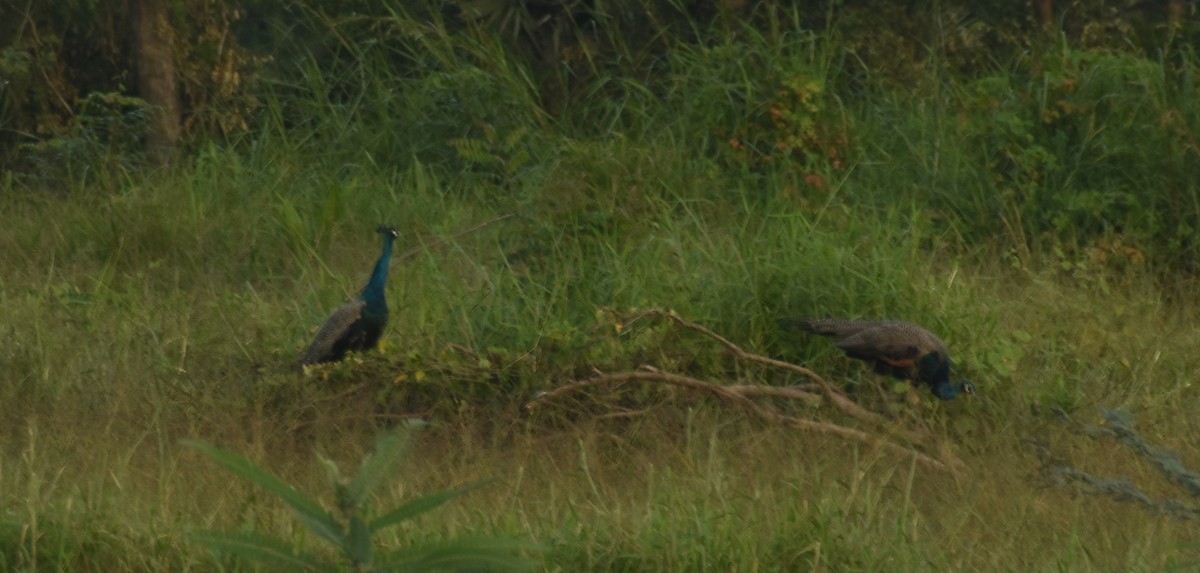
1168, 0, 1184, 35
132, 0, 181, 159
1036, 0, 1054, 32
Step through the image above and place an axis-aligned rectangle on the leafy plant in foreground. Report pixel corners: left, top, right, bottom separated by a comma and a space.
183, 420, 535, 572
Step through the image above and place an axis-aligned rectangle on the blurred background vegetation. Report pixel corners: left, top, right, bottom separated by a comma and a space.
2, 0, 1198, 271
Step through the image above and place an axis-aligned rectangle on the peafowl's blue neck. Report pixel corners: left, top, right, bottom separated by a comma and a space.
358, 232, 396, 317
918, 353, 949, 383
930, 380, 967, 400
921, 352, 973, 400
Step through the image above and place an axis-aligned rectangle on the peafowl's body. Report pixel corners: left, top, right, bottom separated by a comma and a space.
300, 226, 400, 365
786, 318, 975, 400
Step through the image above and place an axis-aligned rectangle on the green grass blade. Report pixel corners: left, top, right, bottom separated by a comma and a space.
344, 515, 373, 566
368, 479, 496, 533
345, 419, 426, 509
191, 530, 339, 573
182, 440, 345, 546
373, 536, 537, 573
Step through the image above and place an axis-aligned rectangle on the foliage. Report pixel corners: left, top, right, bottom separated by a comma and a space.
0, 0, 264, 171
175, 1, 269, 138
5, 0, 1200, 271
184, 420, 535, 572
941, 45, 1200, 269
14, 91, 151, 185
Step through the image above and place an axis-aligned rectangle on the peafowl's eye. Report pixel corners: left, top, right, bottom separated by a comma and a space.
963, 381, 976, 394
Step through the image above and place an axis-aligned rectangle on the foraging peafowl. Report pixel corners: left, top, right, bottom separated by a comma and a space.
784, 318, 975, 400
300, 226, 400, 365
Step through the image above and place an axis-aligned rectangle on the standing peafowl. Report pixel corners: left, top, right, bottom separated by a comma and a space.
784, 318, 975, 400
300, 226, 400, 365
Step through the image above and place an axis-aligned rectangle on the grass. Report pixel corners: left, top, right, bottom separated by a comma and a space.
4, 151, 1200, 570
4, 3, 1200, 571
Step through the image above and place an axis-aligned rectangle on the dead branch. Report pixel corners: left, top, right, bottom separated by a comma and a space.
446, 342, 481, 359
723, 384, 824, 406
537, 308, 969, 472
624, 310, 845, 398
310, 381, 373, 403
622, 309, 937, 445
526, 370, 953, 473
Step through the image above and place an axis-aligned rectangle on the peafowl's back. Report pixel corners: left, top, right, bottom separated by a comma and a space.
784, 317, 974, 399
300, 226, 399, 365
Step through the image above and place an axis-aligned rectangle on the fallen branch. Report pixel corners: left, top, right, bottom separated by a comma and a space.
1032, 409, 1200, 521
723, 384, 824, 406
527, 370, 952, 473
626, 310, 867, 413
620, 309, 940, 447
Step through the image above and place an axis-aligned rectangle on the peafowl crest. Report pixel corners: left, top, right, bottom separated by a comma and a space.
784, 318, 975, 400
300, 226, 400, 365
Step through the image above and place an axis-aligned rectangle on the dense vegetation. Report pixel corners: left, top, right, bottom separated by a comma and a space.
3, 1, 1200, 571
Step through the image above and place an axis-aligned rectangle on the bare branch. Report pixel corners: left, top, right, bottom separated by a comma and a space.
526, 370, 952, 473
722, 384, 823, 406
624, 309, 937, 445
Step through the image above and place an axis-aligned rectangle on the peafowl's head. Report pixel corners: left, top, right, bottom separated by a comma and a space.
930, 379, 975, 400
921, 352, 975, 400
377, 225, 400, 239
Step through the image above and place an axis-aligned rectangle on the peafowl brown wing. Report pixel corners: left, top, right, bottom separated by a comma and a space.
785, 318, 974, 400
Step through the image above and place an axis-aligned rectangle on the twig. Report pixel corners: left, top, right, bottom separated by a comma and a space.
628, 310, 853, 403
597, 408, 653, 420
1038, 409, 1200, 520
723, 384, 823, 406
310, 380, 373, 403
396, 213, 514, 262
446, 342, 480, 359
622, 309, 938, 446
526, 370, 951, 473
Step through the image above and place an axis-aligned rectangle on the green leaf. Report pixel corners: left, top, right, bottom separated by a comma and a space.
182, 440, 345, 547
191, 530, 339, 573
369, 479, 495, 533
275, 194, 305, 239
345, 419, 426, 509
344, 515, 373, 566
373, 536, 537, 573
320, 182, 342, 234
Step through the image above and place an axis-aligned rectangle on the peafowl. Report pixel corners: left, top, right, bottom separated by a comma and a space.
784, 318, 975, 400
300, 226, 400, 365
